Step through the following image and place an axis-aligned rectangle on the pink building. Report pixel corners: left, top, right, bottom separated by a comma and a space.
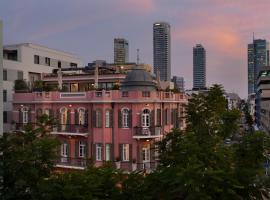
12, 66, 187, 171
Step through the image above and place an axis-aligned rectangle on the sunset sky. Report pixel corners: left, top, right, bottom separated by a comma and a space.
1, 0, 270, 98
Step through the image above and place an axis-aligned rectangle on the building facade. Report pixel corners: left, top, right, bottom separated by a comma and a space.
153, 22, 171, 81
248, 39, 269, 94
193, 44, 206, 90
12, 66, 187, 171
3, 43, 82, 132
256, 66, 270, 132
114, 38, 129, 64
172, 76, 184, 92
0, 21, 3, 134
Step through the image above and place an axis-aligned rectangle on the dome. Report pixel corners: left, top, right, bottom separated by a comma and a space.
121, 66, 157, 91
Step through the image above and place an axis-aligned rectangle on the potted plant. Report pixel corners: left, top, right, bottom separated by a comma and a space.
132, 158, 137, 171
14, 79, 29, 93
115, 157, 121, 169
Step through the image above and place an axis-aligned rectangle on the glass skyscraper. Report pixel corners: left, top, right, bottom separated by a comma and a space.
193, 44, 206, 89
114, 38, 129, 64
153, 22, 171, 81
248, 39, 269, 94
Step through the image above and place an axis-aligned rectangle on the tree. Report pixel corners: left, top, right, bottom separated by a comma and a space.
0, 115, 59, 200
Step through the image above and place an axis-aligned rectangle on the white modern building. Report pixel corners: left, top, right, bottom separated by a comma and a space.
225, 93, 241, 110
3, 43, 82, 132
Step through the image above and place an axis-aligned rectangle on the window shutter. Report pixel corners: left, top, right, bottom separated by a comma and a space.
99, 110, 103, 128
157, 109, 161, 126
171, 109, 174, 126
151, 110, 155, 127
128, 109, 132, 128
150, 143, 155, 161
92, 111, 96, 128
75, 110, 79, 125
28, 108, 31, 123
67, 110, 70, 124
118, 109, 122, 128
37, 109, 42, 118
129, 144, 132, 162
85, 109, 88, 125
110, 144, 113, 161
138, 113, 142, 127
49, 109, 53, 118
19, 110, 23, 123
85, 141, 88, 158
109, 110, 113, 128
101, 144, 104, 161
119, 144, 123, 161
93, 143, 96, 161
75, 140, 79, 158
67, 141, 70, 157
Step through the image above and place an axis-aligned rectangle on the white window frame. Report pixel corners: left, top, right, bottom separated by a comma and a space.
96, 144, 102, 161
122, 144, 130, 161
78, 108, 85, 125
142, 109, 150, 127
21, 107, 28, 124
105, 144, 111, 161
105, 110, 110, 128
122, 108, 129, 128
79, 141, 86, 158
96, 109, 102, 127
44, 109, 50, 116
61, 142, 68, 157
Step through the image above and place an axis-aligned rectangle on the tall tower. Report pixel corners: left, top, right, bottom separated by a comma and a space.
0, 20, 3, 134
153, 22, 171, 81
248, 38, 269, 94
193, 44, 206, 90
114, 38, 129, 64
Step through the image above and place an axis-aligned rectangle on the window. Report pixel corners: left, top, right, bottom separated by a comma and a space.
45, 57, 50, 66
105, 110, 110, 128
142, 91, 150, 97
122, 91, 128, 97
122, 144, 130, 161
78, 108, 86, 125
105, 144, 111, 161
122, 108, 129, 128
79, 141, 86, 157
60, 107, 68, 131
142, 109, 150, 127
96, 144, 102, 161
96, 110, 102, 128
3, 111, 7, 123
34, 55, 40, 64
44, 109, 50, 116
22, 107, 28, 124
70, 62, 78, 68
3, 69, 7, 81
17, 71, 23, 80
61, 142, 68, 163
3, 90, 7, 102
58, 61, 61, 68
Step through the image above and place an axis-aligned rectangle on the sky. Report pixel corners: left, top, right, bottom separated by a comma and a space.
1, 0, 270, 98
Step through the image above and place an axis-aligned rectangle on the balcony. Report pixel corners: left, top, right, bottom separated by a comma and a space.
133, 126, 161, 139
55, 157, 89, 170
51, 124, 89, 136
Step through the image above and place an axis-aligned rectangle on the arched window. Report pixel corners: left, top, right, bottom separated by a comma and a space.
60, 107, 68, 131
44, 108, 50, 116
122, 108, 129, 128
142, 109, 150, 127
78, 108, 85, 125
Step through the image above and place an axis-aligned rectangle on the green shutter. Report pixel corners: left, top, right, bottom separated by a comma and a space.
99, 110, 103, 128
75, 109, 79, 125
19, 110, 23, 123
28, 108, 31, 124
92, 111, 96, 128
157, 109, 161, 126
109, 110, 113, 128
119, 144, 123, 161
128, 109, 132, 128
129, 144, 132, 162
85, 141, 88, 158
85, 109, 88, 125
75, 140, 79, 158
93, 143, 96, 161
118, 109, 122, 128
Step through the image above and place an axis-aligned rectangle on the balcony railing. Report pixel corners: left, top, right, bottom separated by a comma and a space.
133, 126, 161, 138
52, 124, 89, 135
56, 157, 90, 169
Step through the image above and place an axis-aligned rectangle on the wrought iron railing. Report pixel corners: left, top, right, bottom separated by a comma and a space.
56, 157, 90, 168
52, 124, 88, 133
133, 126, 161, 137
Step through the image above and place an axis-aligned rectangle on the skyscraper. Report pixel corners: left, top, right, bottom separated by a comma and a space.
248, 39, 269, 94
193, 44, 206, 89
114, 38, 129, 64
172, 76, 185, 91
153, 22, 171, 81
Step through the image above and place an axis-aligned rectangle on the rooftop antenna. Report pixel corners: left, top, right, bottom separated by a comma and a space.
136, 49, 140, 65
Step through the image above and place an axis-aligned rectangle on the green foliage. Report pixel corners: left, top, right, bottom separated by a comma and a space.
0, 116, 60, 200
14, 79, 29, 92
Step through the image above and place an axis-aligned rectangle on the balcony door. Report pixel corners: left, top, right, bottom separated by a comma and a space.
61, 142, 68, 163
60, 107, 68, 131
142, 109, 150, 128
142, 144, 150, 169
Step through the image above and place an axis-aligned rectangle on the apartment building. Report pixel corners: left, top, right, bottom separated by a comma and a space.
3, 43, 82, 132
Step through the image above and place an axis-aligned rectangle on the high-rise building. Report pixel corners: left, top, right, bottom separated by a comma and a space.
0, 20, 3, 134
172, 76, 184, 91
114, 38, 129, 64
153, 22, 171, 81
193, 44, 206, 90
248, 39, 269, 94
